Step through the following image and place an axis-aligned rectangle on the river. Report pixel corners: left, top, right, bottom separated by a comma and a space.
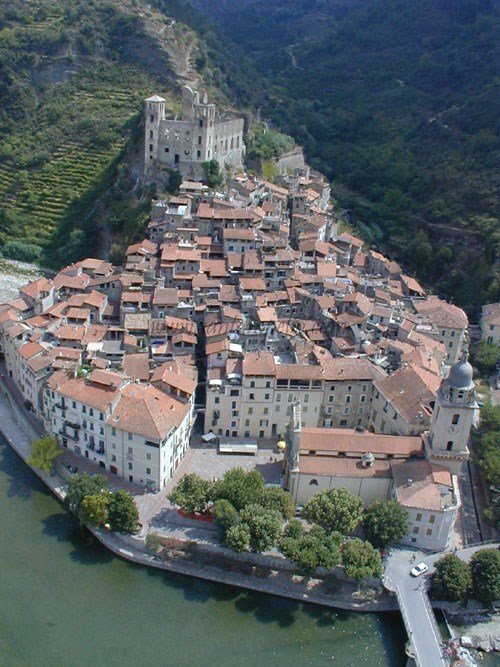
0, 433, 410, 666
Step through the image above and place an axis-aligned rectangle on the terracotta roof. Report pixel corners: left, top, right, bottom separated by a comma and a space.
299, 456, 392, 478
107, 384, 188, 440
298, 429, 423, 457
242, 351, 276, 376
391, 460, 453, 510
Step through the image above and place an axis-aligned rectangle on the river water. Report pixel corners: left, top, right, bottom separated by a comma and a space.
0, 434, 410, 666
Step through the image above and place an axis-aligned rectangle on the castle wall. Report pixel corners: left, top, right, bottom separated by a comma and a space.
145, 87, 245, 180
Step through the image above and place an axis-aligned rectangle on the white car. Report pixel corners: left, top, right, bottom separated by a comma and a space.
410, 562, 429, 577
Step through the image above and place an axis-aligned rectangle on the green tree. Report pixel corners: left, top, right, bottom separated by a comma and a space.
211, 468, 265, 511
432, 554, 472, 602
226, 523, 251, 553
473, 341, 499, 377
342, 539, 382, 581
28, 435, 61, 474
79, 493, 109, 526
212, 498, 239, 531
280, 525, 342, 574
65, 473, 109, 518
364, 499, 409, 547
261, 487, 294, 519
479, 404, 500, 432
303, 487, 363, 534
168, 473, 213, 514
107, 490, 139, 534
482, 446, 500, 487
202, 159, 223, 189
109, 243, 125, 266
166, 170, 182, 194
239, 504, 282, 552
470, 549, 500, 606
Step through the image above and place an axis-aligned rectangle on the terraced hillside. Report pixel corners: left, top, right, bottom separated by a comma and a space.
0, 0, 215, 266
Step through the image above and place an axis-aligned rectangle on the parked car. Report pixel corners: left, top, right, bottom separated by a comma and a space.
410, 562, 429, 577
294, 505, 304, 517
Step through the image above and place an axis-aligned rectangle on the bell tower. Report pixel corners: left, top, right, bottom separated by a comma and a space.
144, 95, 166, 172
426, 349, 477, 475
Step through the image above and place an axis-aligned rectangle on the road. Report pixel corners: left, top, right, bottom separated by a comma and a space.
385, 548, 447, 667
385, 544, 500, 667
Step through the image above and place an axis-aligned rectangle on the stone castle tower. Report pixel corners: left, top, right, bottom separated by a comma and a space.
144, 86, 245, 181
426, 350, 477, 475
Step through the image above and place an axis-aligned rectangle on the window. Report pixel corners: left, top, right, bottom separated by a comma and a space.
446, 441, 453, 451
214, 397, 220, 405
413, 527, 420, 535
146, 467, 152, 475
165, 147, 170, 153
250, 381, 255, 388
230, 389, 239, 396
128, 432, 133, 441
231, 401, 237, 409
149, 130, 153, 139
231, 410, 238, 417
429, 515, 436, 524
276, 393, 281, 403
248, 407, 254, 415
343, 407, 350, 415
99, 412, 104, 421
340, 419, 347, 427
128, 447, 133, 455
263, 407, 269, 415
426, 529, 433, 536
197, 150, 201, 158
199, 119, 203, 128
345, 395, 351, 404
72, 401, 76, 409
265, 381, 271, 388
416, 513, 423, 522
452, 414, 460, 425
360, 395, 366, 403
198, 136, 202, 144
249, 393, 255, 400
146, 453, 151, 461
304, 393, 309, 403
309, 479, 318, 486
328, 395, 334, 403
149, 144, 153, 152
150, 114, 154, 122
128, 462, 133, 471
288, 393, 293, 402
264, 393, 270, 401
82, 405, 86, 414
112, 455, 116, 462
245, 420, 250, 427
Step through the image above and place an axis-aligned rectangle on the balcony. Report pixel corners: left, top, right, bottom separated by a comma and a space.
59, 429, 79, 442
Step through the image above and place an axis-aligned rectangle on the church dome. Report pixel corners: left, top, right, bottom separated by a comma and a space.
448, 356, 474, 389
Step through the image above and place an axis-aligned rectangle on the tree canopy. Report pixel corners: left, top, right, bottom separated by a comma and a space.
280, 523, 342, 574
107, 490, 139, 534
211, 467, 266, 511
342, 539, 382, 581
28, 435, 61, 474
79, 493, 109, 527
64, 473, 109, 518
432, 554, 472, 602
303, 487, 363, 534
168, 473, 213, 514
364, 499, 409, 547
238, 503, 282, 553
470, 548, 500, 606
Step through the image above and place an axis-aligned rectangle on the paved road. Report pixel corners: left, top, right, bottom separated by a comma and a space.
385, 544, 500, 667
385, 548, 448, 667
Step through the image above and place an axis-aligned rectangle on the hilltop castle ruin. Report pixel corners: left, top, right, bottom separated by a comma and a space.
144, 86, 245, 181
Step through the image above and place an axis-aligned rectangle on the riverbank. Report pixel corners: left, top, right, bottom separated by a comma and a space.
0, 378, 400, 613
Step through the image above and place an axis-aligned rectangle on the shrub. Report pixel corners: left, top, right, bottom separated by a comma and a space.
1, 241, 42, 262
226, 523, 251, 553
342, 539, 382, 581
168, 473, 213, 514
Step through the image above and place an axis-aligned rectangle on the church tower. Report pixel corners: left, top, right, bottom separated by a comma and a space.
426, 349, 477, 475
